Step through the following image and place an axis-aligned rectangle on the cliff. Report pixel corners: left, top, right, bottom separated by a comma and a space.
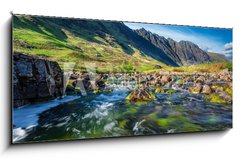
13, 52, 64, 107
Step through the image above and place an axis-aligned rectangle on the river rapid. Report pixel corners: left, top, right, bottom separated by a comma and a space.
13, 81, 232, 143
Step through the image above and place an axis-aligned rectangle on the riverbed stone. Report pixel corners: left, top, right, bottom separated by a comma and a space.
126, 88, 156, 102
189, 83, 202, 94
155, 87, 165, 93
201, 84, 212, 94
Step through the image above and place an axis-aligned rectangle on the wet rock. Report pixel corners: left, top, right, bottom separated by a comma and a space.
161, 75, 171, 85
13, 52, 64, 107
204, 91, 232, 104
195, 76, 205, 85
166, 89, 177, 94
189, 84, 202, 94
155, 87, 165, 93
172, 79, 184, 89
126, 88, 156, 102
201, 84, 212, 94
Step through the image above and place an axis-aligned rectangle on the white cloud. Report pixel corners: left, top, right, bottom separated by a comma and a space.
224, 42, 232, 51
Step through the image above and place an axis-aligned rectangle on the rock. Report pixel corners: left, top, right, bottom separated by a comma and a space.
155, 87, 165, 93
210, 83, 227, 92
154, 65, 162, 69
201, 84, 212, 94
166, 89, 177, 94
176, 79, 183, 85
126, 88, 155, 102
189, 83, 202, 94
161, 75, 171, 85
218, 91, 232, 103
13, 52, 63, 107
172, 79, 184, 89
204, 91, 232, 104
195, 76, 205, 85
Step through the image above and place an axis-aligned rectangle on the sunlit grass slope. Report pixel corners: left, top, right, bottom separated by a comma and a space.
13, 15, 171, 73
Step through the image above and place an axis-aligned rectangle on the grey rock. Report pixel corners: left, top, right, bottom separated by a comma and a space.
13, 52, 64, 107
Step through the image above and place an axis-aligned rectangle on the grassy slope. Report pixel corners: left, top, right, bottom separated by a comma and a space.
207, 52, 228, 62
169, 61, 232, 73
13, 15, 232, 73
13, 15, 170, 73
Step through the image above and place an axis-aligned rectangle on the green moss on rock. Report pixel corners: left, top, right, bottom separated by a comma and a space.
126, 88, 156, 102
155, 87, 165, 93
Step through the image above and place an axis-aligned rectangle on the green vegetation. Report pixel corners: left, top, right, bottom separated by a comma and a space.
170, 61, 232, 73
13, 15, 168, 73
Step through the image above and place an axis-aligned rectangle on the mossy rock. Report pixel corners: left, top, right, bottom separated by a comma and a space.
93, 89, 100, 94
210, 83, 229, 92
176, 79, 183, 85
75, 86, 81, 90
166, 89, 177, 94
155, 87, 165, 93
204, 92, 231, 104
93, 88, 113, 94
126, 88, 156, 102
225, 88, 232, 96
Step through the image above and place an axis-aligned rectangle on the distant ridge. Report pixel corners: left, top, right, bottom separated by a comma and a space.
135, 28, 212, 66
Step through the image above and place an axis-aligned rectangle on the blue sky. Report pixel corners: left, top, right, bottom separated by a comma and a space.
125, 22, 232, 60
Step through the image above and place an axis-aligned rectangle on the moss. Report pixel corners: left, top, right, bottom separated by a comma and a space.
118, 120, 128, 129
149, 91, 156, 99
175, 106, 185, 111
126, 89, 155, 102
127, 107, 138, 114
204, 93, 231, 104
67, 82, 74, 87
75, 87, 81, 90
93, 89, 100, 94
155, 87, 165, 93
225, 88, 232, 96
157, 118, 173, 127
166, 89, 176, 94
176, 79, 183, 85
182, 123, 201, 131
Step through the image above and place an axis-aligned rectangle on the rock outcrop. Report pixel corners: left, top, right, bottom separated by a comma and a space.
13, 52, 64, 107
126, 88, 156, 102
135, 28, 212, 66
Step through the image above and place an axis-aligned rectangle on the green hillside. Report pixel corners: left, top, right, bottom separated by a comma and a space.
13, 15, 172, 73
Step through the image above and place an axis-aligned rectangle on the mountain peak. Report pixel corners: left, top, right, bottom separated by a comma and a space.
135, 29, 211, 66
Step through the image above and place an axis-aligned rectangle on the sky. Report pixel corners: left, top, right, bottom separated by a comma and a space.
125, 22, 232, 60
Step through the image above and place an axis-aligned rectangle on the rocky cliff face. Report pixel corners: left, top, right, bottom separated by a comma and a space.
13, 52, 64, 107
135, 28, 212, 66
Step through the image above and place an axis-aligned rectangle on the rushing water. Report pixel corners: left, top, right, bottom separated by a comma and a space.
13, 82, 232, 143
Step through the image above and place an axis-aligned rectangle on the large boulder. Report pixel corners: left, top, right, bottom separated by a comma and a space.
13, 52, 64, 107
126, 88, 156, 102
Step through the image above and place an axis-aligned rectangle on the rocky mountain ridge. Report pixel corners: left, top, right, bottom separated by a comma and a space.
135, 28, 212, 66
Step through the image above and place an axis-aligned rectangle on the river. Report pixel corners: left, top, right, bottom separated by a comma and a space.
13, 82, 232, 143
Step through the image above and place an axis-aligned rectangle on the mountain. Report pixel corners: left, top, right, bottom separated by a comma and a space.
207, 52, 228, 62
13, 15, 178, 74
135, 28, 212, 66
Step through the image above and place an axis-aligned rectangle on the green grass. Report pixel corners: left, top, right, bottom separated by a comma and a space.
13, 15, 232, 73
13, 15, 169, 73
169, 61, 232, 73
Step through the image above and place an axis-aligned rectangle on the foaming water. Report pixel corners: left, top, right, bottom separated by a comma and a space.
12, 82, 232, 143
